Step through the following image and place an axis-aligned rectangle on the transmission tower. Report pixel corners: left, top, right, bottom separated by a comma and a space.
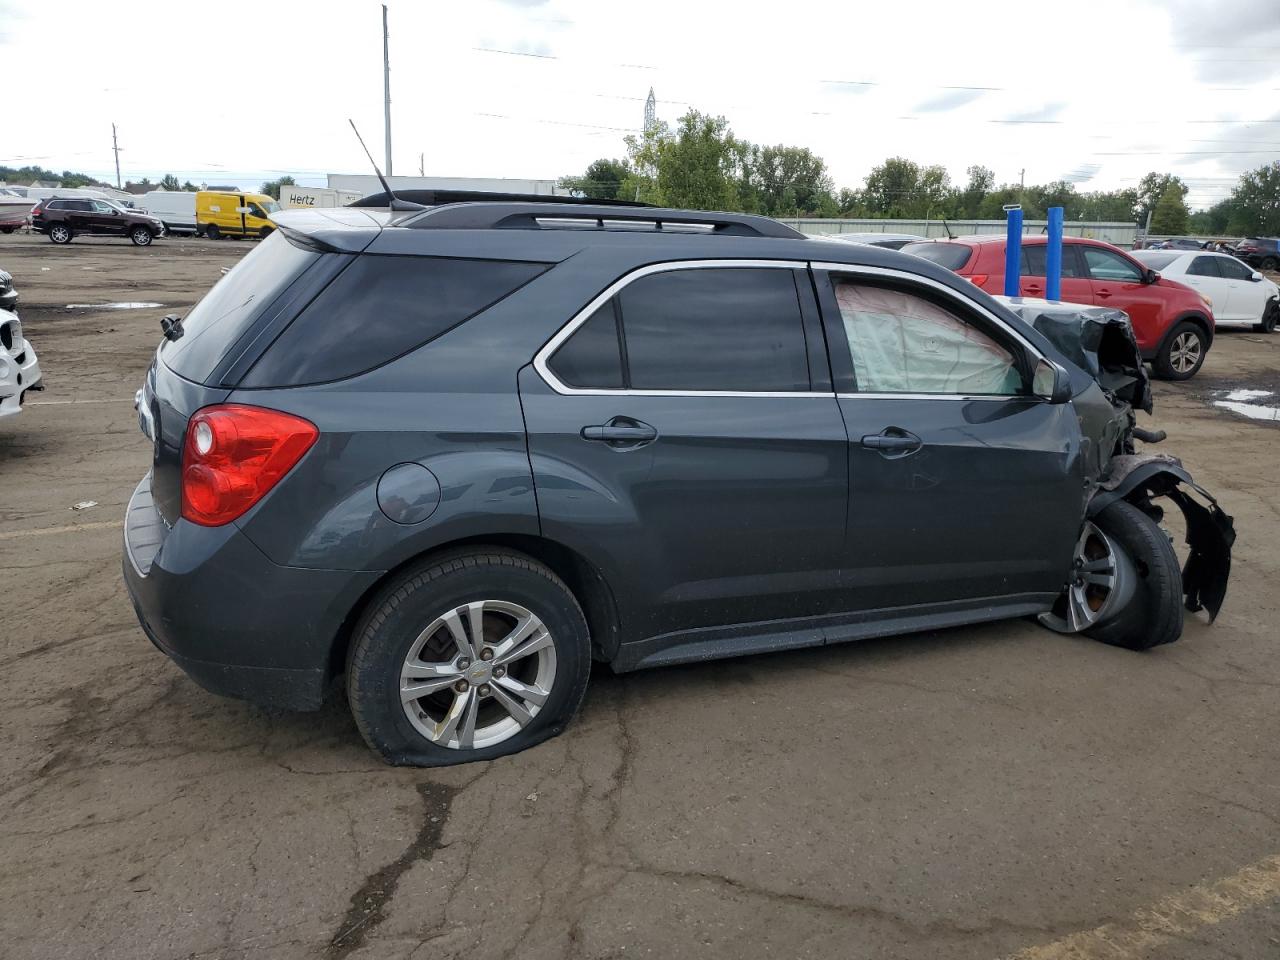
644, 88, 656, 133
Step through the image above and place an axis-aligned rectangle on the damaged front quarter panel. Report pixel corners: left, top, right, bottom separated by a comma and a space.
999, 297, 1236, 626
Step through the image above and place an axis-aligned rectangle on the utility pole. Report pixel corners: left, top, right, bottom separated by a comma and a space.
419, 152, 424, 177
382, 4, 393, 176
112, 123, 122, 189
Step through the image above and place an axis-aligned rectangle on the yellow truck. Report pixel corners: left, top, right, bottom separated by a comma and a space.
196, 191, 281, 240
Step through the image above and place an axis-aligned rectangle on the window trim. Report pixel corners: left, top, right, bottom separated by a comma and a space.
810, 261, 1049, 402
534, 259, 832, 398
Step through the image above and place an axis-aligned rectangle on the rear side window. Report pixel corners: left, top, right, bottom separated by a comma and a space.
1135, 252, 1177, 271
900, 242, 973, 271
163, 231, 320, 383
546, 267, 811, 392
621, 268, 809, 391
242, 255, 548, 387
1021, 245, 1084, 278
1186, 256, 1222, 278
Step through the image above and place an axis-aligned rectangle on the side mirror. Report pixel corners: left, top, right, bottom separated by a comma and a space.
1144, 269, 1159, 284
1032, 358, 1073, 405
1251, 271, 1264, 282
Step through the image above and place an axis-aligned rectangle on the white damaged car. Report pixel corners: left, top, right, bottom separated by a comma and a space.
0, 269, 43, 418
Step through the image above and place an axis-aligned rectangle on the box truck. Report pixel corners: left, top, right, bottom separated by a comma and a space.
278, 185, 364, 209
140, 191, 198, 235
196, 191, 280, 239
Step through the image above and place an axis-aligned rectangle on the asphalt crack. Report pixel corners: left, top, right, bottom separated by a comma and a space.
326, 780, 458, 959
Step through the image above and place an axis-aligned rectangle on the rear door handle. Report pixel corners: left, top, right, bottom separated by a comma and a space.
860, 428, 922, 458
1096, 289, 1113, 299
581, 418, 658, 447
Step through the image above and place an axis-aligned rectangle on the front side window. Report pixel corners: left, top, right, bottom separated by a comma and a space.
1082, 247, 1144, 283
1217, 257, 1253, 281
832, 280, 1022, 395
1186, 256, 1222, 278
92, 200, 113, 213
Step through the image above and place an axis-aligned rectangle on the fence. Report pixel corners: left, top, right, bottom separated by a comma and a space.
779, 218, 1138, 245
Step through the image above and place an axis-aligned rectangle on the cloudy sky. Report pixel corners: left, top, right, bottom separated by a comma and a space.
3, 0, 1277, 208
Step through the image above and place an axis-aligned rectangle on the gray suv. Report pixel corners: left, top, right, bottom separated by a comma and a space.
124, 198, 1235, 766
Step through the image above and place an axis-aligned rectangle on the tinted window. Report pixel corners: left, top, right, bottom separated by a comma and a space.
1021, 245, 1084, 278
548, 302, 623, 388
1133, 252, 1178, 270
1082, 247, 1144, 283
45, 200, 67, 210
1218, 257, 1253, 281
832, 280, 1021, 395
900, 242, 973, 271
163, 231, 320, 383
1187, 256, 1222, 278
244, 255, 547, 387
618, 268, 809, 392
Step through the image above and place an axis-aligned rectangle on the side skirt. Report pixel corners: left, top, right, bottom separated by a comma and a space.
611, 593, 1057, 673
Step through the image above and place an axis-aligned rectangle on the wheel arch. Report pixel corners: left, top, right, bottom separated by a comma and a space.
325, 533, 622, 688
1163, 310, 1214, 351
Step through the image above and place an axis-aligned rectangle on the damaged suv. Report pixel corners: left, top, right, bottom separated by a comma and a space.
123, 198, 1235, 767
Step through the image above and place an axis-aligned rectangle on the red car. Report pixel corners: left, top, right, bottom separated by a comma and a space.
902, 236, 1215, 380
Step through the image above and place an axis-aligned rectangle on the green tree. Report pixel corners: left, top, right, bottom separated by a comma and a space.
1223, 161, 1280, 235
181, 180, 199, 192
747, 144, 835, 216
259, 175, 296, 200
559, 158, 630, 200
1135, 172, 1186, 227
862, 157, 952, 219
1078, 189, 1139, 222
1149, 183, 1190, 234
959, 165, 994, 218
159, 174, 181, 191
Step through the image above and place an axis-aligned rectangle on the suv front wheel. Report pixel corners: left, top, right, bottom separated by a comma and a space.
347, 549, 592, 766
48, 224, 72, 244
1154, 321, 1207, 380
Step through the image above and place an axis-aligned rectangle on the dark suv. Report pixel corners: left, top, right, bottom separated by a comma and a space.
1235, 238, 1280, 271
123, 199, 1235, 766
32, 198, 164, 246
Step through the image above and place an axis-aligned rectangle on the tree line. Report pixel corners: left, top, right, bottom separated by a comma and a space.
560, 109, 1280, 236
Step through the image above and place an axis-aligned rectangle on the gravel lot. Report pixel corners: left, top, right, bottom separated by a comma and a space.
2, 232, 1279, 960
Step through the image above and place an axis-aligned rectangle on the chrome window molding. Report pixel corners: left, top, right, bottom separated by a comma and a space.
836, 392, 1043, 402
533, 259, 831, 398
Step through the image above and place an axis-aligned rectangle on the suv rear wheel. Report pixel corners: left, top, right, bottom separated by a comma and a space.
130, 226, 153, 246
347, 549, 592, 766
1154, 321, 1207, 380
49, 224, 72, 244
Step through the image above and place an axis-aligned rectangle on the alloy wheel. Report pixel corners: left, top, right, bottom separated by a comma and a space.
1062, 522, 1120, 632
1170, 331, 1202, 374
50, 225, 70, 243
399, 599, 557, 750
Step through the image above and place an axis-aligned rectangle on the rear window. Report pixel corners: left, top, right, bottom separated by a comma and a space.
900, 242, 973, 272
241, 255, 548, 387
162, 231, 320, 383
1133, 252, 1177, 271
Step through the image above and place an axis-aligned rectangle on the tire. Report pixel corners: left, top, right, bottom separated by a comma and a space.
1153, 321, 1207, 380
49, 224, 72, 244
1085, 500, 1183, 651
259, 226, 274, 239
347, 549, 592, 766
205, 224, 221, 240
1261, 256, 1279, 272
1255, 301, 1278, 334
130, 226, 153, 246
0, 227, 13, 234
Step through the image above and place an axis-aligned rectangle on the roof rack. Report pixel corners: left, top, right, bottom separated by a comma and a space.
398, 202, 805, 239
350, 189, 652, 209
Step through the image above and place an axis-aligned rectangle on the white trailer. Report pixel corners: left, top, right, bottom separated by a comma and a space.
139, 191, 198, 234
277, 186, 363, 209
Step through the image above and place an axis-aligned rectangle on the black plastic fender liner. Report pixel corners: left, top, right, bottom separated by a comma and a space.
1088, 454, 1235, 622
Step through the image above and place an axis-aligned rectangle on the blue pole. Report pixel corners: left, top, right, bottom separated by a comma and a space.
1003, 206, 1023, 297
1046, 206, 1064, 301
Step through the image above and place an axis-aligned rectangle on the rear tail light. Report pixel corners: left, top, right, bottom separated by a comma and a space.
181, 404, 318, 526
966, 274, 989, 287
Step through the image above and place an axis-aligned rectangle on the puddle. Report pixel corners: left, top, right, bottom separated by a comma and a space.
1212, 388, 1280, 422
64, 301, 164, 310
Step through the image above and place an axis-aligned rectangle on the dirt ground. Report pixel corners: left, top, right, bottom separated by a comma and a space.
2, 232, 1278, 960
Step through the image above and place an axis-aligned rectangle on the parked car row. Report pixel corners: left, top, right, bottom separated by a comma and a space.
901, 235, 1231, 380
136, 190, 281, 239
0, 268, 42, 418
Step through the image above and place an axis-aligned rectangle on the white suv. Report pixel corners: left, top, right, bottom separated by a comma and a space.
0, 271, 42, 418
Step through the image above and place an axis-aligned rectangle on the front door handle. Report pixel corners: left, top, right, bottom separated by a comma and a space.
860, 428, 922, 458
581, 418, 658, 448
